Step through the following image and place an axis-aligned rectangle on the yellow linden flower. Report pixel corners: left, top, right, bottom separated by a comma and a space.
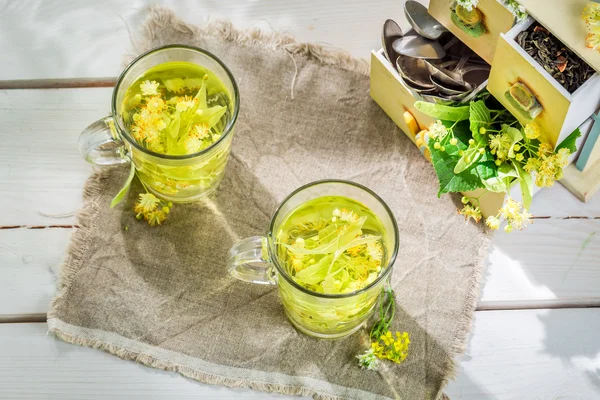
175, 96, 196, 113
367, 240, 383, 260
340, 208, 360, 222
556, 148, 570, 167
511, 209, 533, 230
156, 120, 167, 131
499, 197, 521, 220
146, 96, 165, 113
538, 143, 554, 157
140, 80, 159, 96
428, 120, 448, 140
195, 124, 210, 139
346, 245, 364, 257
146, 210, 167, 226
135, 193, 160, 213
524, 123, 540, 140
523, 157, 541, 173
458, 204, 482, 223
485, 216, 500, 230
184, 137, 203, 154
583, 2, 600, 25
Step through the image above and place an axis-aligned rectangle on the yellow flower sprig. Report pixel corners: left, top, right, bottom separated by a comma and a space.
134, 193, 172, 226
485, 197, 532, 232
357, 288, 411, 370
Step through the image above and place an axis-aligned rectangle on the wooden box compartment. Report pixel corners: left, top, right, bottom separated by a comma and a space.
370, 48, 511, 217
428, 0, 516, 64
487, 17, 600, 148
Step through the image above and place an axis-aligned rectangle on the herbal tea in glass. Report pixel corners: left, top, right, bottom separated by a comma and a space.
78, 46, 239, 202
275, 196, 390, 337
227, 181, 398, 339
120, 61, 235, 200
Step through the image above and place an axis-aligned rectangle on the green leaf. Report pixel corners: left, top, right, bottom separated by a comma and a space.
295, 254, 335, 284
497, 163, 519, 179
454, 146, 482, 174
514, 161, 533, 210
194, 77, 208, 109
503, 124, 523, 158
556, 128, 581, 153
429, 141, 486, 195
482, 176, 507, 193
475, 161, 496, 181
110, 163, 136, 208
415, 101, 470, 122
469, 100, 492, 144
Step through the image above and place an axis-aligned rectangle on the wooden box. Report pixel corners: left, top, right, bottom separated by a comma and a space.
370, 48, 512, 218
487, 17, 600, 148
428, 0, 516, 64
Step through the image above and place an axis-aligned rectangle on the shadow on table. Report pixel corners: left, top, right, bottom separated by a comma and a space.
487, 221, 600, 394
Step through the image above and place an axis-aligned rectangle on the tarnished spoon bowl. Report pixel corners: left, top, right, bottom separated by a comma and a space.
462, 66, 491, 87
382, 19, 404, 65
430, 75, 472, 96
420, 93, 458, 105
392, 33, 446, 60
400, 76, 439, 94
404, 0, 448, 40
396, 55, 436, 89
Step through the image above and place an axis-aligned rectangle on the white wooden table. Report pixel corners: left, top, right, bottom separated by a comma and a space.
1, 1, 599, 399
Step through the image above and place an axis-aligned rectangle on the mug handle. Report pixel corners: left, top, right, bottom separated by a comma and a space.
78, 116, 129, 165
227, 236, 277, 285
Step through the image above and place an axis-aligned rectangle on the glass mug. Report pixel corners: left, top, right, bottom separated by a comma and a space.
78, 45, 240, 202
227, 180, 399, 339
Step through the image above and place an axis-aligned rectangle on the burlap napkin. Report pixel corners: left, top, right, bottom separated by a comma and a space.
48, 7, 489, 400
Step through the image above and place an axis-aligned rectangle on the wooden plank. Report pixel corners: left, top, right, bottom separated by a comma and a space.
4, 87, 598, 226
0, 228, 69, 316
0, 309, 598, 399
0, 323, 302, 400
1, 88, 600, 318
1, 219, 599, 317
446, 308, 600, 399
0, 0, 419, 81
0, 88, 104, 226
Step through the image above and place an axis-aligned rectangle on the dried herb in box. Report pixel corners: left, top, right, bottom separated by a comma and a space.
517, 24, 594, 93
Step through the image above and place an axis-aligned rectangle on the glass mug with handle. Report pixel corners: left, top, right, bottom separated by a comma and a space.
78, 45, 240, 202
227, 180, 399, 339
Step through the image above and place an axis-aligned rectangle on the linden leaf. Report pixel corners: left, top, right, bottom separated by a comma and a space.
454, 146, 482, 174
514, 161, 533, 210
110, 162, 136, 208
295, 254, 335, 284
430, 141, 485, 196
414, 101, 471, 122
556, 128, 581, 153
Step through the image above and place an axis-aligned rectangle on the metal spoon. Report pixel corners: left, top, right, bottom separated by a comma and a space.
396, 55, 436, 89
382, 19, 404, 64
392, 32, 446, 60
404, 0, 448, 40
430, 75, 472, 96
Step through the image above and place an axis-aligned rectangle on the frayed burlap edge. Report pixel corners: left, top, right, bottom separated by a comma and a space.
48, 7, 490, 400
123, 6, 370, 76
47, 169, 110, 320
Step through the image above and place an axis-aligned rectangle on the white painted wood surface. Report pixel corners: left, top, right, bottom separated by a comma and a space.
1, 1, 600, 399
1, 88, 599, 313
1, 309, 599, 400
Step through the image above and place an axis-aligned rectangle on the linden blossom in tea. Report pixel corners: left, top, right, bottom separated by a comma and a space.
119, 60, 235, 200
276, 196, 387, 294
273, 196, 391, 336
121, 61, 231, 155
